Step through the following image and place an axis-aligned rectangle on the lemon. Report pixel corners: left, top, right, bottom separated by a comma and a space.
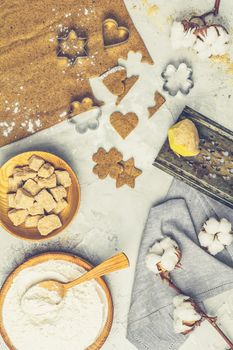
168, 119, 200, 157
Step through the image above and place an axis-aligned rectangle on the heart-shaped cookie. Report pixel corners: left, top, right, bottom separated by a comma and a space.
102, 67, 139, 104
103, 18, 130, 48
110, 112, 138, 139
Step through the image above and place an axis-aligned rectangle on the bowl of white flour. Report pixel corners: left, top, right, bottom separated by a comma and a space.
0, 253, 113, 350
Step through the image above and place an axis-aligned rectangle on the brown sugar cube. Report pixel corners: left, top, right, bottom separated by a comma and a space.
55, 170, 71, 188
8, 193, 16, 208
50, 186, 67, 202
28, 202, 44, 216
12, 166, 24, 175
38, 163, 54, 178
37, 214, 62, 236
8, 176, 21, 192
25, 215, 43, 228
13, 166, 37, 182
23, 179, 41, 196
8, 209, 28, 226
37, 174, 57, 189
28, 155, 45, 171
15, 188, 34, 209
53, 199, 68, 214
35, 189, 56, 213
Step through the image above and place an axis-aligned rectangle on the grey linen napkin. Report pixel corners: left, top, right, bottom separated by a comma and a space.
127, 179, 233, 350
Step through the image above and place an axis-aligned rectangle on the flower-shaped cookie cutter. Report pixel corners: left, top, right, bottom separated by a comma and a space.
57, 28, 88, 65
103, 18, 130, 48
162, 62, 194, 97
68, 97, 102, 134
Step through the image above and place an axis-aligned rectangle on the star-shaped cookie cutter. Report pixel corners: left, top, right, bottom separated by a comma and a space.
57, 28, 88, 65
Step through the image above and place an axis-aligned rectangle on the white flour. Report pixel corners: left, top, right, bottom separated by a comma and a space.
2, 260, 108, 350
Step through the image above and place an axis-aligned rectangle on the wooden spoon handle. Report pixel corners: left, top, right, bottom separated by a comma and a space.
65, 252, 129, 290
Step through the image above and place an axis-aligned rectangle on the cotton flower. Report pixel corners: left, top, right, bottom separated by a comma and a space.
173, 294, 201, 334
219, 218, 232, 235
170, 21, 230, 59
170, 21, 197, 49
146, 237, 181, 274
194, 25, 230, 59
204, 217, 220, 235
198, 217, 233, 255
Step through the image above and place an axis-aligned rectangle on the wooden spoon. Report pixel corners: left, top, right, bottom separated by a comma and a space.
35, 252, 129, 299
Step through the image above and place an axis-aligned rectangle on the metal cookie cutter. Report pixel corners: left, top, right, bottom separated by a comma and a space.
57, 28, 88, 65
161, 62, 194, 97
103, 18, 130, 48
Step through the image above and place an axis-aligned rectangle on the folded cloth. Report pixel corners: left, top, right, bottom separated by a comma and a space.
127, 179, 233, 350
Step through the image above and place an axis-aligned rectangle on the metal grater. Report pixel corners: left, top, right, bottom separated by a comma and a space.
153, 106, 233, 208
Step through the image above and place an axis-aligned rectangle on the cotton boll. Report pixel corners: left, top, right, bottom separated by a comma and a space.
217, 232, 233, 246
160, 247, 179, 272
170, 21, 196, 49
212, 27, 230, 56
173, 295, 201, 334
195, 26, 229, 58
175, 305, 200, 323
208, 238, 224, 255
194, 39, 213, 59
173, 295, 189, 307
219, 218, 232, 235
149, 241, 164, 256
145, 253, 161, 274
204, 217, 220, 235
174, 318, 192, 333
198, 230, 214, 248
147, 237, 180, 274
216, 26, 230, 42
160, 237, 178, 250
204, 26, 219, 44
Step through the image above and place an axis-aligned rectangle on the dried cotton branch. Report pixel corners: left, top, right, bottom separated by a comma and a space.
146, 236, 233, 349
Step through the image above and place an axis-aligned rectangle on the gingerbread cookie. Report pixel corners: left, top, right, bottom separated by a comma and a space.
102, 67, 139, 105
148, 92, 166, 118
116, 158, 142, 188
92, 147, 123, 179
110, 111, 138, 139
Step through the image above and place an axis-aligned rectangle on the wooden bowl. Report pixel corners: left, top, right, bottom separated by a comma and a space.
0, 151, 81, 241
0, 252, 113, 350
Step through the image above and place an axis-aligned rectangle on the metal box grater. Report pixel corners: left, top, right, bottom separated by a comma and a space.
153, 106, 233, 208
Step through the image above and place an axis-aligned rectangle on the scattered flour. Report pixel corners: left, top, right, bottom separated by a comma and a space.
2, 259, 108, 350
0, 121, 15, 137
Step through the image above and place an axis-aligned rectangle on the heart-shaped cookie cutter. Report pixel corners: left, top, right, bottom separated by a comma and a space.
103, 18, 130, 48
57, 28, 88, 65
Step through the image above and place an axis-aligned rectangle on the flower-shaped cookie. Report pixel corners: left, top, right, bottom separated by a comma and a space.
69, 97, 101, 134
162, 63, 193, 96
92, 147, 123, 179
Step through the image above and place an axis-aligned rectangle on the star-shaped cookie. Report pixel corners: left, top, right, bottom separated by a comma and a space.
116, 158, 142, 188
